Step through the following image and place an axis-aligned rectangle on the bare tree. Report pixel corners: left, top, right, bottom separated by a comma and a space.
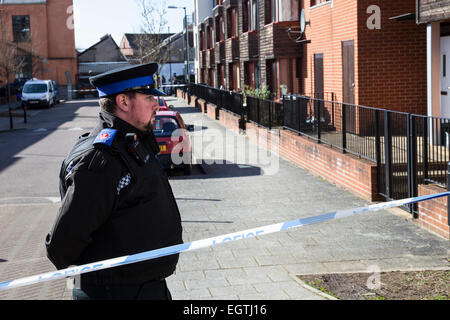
0, 10, 47, 128
0, 10, 27, 129
135, 0, 171, 82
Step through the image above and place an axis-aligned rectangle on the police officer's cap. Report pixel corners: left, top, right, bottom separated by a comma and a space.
89, 62, 165, 98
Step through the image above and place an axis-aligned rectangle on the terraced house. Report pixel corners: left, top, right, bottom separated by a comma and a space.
195, 0, 302, 98
194, 0, 427, 112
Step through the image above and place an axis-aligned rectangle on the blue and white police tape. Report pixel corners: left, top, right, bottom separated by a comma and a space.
0, 191, 449, 291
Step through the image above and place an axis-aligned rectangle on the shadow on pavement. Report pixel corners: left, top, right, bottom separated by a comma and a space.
0, 99, 99, 173
169, 160, 262, 180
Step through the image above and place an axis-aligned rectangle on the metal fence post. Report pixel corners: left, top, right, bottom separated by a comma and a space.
317, 100, 322, 142
423, 118, 429, 182
375, 109, 381, 196
407, 114, 418, 217
447, 162, 450, 228
331, 93, 335, 128
269, 100, 273, 130
447, 162, 450, 227
342, 103, 347, 152
297, 96, 302, 133
384, 110, 393, 199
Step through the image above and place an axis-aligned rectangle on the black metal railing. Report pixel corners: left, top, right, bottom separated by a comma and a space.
218, 89, 243, 117
283, 94, 450, 214
283, 95, 385, 162
246, 96, 284, 129
185, 85, 450, 218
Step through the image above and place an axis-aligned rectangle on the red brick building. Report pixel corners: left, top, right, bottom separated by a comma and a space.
195, 0, 427, 114
0, 0, 77, 86
300, 0, 427, 114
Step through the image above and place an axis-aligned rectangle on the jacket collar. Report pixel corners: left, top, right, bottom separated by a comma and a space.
98, 110, 160, 155
99, 110, 151, 138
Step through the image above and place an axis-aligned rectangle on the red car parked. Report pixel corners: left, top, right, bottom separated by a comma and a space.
152, 110, 194, 174
156, 97, 172, 111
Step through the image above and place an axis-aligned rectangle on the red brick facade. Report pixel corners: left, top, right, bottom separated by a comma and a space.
0, 0, 77, 85
418, 184, 450, 239
301, 0, 427, 114
197, 1, 427, 114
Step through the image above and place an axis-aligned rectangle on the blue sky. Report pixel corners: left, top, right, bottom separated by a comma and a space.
73, 0, 193, 51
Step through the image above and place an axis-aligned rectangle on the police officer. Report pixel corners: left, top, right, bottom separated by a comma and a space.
45, 63, 183, 300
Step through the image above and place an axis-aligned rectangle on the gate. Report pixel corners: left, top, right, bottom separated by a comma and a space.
282, 94, 450, 216
379, 112, 450, 215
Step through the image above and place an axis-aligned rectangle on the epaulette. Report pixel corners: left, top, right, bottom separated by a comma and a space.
93, 129, 118, 147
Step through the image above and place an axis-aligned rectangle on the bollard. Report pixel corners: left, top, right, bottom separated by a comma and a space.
23, 104, 27, 124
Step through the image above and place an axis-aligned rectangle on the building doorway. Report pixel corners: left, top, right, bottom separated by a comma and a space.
342, 40, 355, 105
440, 36, 450, 118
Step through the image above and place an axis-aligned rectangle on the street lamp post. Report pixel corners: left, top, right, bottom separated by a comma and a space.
168, 5, 189, 83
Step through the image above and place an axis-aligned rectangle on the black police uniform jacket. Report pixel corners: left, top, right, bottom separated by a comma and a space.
45, 111, 183, 285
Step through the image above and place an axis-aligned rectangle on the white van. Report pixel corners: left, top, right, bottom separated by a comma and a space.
21, 79, 56, 109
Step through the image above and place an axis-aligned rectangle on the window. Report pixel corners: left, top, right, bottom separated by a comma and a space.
153, 116, 180, 137
227, 8, 237, 38
266, 59, 278, 97
243, 0, 258, 32
229, 62, 239, 91
208, 68, 215, 86
207, 26, 213, 49
217, 63, 225, 88
243, 1, 249, 32
201, 68, 207, 84
310, 0, 329, 7
216, 15, 224, 42
12, 15, 30, 43
252, 0, 258, 31
245, 61, 259, 89
266, 0, 299, 23
200, 30, 206, 51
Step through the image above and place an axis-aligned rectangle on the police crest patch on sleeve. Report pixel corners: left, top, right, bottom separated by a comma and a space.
93, 129, 118, 147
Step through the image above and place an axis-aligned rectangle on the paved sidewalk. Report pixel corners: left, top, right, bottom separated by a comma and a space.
0, 101, 40, 132
0, 96, 448, 300
162, 97, 449, 300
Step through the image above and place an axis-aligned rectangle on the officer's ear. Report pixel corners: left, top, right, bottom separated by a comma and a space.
115, 93, 131, 112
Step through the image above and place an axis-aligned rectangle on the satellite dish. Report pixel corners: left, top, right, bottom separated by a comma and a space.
300, 9, 306, 34
287, 8, 309, 43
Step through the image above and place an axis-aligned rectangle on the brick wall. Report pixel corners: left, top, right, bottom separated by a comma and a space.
245, 121, 380, 202
0, 0, 77, 85
219, 109, 241, 133
300, 0, 355, 102
198, 98, 208, 113
418, 0, 450, 24
300, 0, 426, 114
418, 184, 450, 239
357, 0, 427, 114
207, 103, 219, 120
280, 129, 380, 201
